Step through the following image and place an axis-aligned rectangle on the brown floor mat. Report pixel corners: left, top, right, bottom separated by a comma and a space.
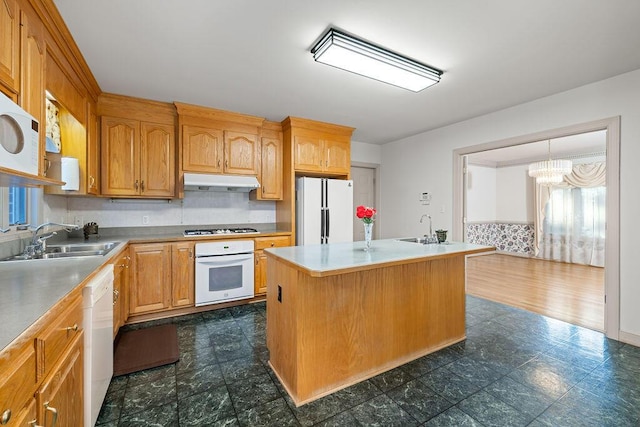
113, 324, 179, 376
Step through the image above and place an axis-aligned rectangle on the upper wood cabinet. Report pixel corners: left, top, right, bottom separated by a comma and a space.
253, 120, 283, 200
175, 102, 264, 197
0, 0, 19, 93
180, 127, 259, 175
20, 7, 45, 175
99, 94, 177, 198
284, 117, 354, 177
182, 125, 224, 173
86, 100, 100, 194
224, 131, 259, 175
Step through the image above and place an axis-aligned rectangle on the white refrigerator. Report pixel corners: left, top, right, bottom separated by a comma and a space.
296, 177, 353, 245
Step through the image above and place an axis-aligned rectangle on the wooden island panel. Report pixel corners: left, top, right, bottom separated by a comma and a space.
266, 253, 466, 406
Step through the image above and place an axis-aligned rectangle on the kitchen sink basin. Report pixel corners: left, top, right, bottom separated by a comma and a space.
396, 237, 450, 245
46, 242, 119, 254
396, 237, 433, 244
0, 241, 120, 262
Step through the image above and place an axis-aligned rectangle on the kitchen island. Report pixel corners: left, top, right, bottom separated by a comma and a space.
264, 239, 493, 406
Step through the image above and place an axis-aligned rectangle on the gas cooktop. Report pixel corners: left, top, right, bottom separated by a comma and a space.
183, 228, 259, 236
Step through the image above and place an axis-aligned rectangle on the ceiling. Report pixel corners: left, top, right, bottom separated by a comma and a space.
52, 1, 640, 145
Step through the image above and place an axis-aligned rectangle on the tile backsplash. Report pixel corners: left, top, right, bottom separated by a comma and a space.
44, 192, 275, 228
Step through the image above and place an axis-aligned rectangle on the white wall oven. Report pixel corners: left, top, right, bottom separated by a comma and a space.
195, 240, 255, 306
0, 92, 40, 175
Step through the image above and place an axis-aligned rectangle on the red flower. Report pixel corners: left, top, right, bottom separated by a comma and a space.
356, 205, 377, 223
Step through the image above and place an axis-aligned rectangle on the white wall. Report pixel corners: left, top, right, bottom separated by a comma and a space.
466, 165, 496, 222
495, 164, 533, 223
379, 68, 640, 338
351, 140, 382, 165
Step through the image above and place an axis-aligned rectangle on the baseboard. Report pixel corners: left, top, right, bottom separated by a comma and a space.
618, 330, 640, 347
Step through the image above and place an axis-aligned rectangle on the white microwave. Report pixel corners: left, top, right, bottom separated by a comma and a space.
0, 92, 40, 176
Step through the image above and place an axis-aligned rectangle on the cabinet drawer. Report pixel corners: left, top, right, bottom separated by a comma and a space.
36, 296, 83, 379
255, 236, 291, 250
0, 343, 36, 426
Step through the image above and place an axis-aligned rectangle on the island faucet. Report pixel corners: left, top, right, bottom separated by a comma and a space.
419, 214, 438, 244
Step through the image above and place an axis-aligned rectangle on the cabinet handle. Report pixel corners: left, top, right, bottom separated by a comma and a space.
217, 159, 221, 167
225, 160, 228, 168
1, 409, 11, 425
66, 324, 78, 333
141, 180, 145, 192
44, 402, 58, 427
113, 289, 120, 305
256, 257, 259, 265
189, 249, 193, 259
89, 175, 95, 187
134, 180, 139, 190
44, 159, 51, 176
270, 242, 275, 247
28, 419, 42, 427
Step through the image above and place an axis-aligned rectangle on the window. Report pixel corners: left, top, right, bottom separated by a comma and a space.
9, 187, 27, 225
1, 186, 41, 230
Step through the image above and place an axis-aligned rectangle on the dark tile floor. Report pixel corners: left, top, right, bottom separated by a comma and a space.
97, 296, 640, 426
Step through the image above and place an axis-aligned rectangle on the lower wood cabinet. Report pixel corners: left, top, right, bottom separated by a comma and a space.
36, 332, 83, 427
129, 242, 194, 316
254, 236, 291, 295
0, 292, 84, 427
171, 242, 195, 308
113, 249, 130, 338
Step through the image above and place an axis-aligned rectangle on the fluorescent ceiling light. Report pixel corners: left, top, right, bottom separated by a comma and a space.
311, 28, 442, 92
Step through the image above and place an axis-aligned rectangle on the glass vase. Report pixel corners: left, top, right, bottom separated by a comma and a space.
363, 222, 373, 251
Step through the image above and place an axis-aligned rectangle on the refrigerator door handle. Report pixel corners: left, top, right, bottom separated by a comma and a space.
320, 208, 326, 243
326, 208, 330, 241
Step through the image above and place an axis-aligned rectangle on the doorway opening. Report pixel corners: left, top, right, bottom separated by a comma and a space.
351, 165, 378, 241
452, 117, 620, 339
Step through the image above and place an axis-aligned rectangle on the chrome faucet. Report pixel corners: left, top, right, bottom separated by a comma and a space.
26, 222, 80, 257
419, 214, 438, 244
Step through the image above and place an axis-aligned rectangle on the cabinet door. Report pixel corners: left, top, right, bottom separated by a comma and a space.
254, 250, 267, 295
129, 243, 171, 315
258, 136, 282, 200
11, 398, 37, 427
86, 101, 100, 194
293, 136, 323, 173
224, 131, 259, 175
140, 122, 175, 197
36, 333, 83, 427
20, 9, 45, 176
182, 125, 223, 173
101, 117, 140, 196
0, 0, 19, 92
324, 138, 350, 175
171, 242, 194, 308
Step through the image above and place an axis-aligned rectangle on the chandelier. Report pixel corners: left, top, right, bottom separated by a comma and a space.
528, 140, 573, 185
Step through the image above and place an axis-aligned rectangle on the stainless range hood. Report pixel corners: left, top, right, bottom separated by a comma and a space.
183, 173, 260, 192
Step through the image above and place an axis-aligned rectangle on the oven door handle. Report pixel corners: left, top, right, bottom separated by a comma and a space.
195, 253, 254, 266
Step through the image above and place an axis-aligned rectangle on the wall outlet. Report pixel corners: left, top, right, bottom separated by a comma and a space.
74, 216, 83, 227
142, 215, 150, 225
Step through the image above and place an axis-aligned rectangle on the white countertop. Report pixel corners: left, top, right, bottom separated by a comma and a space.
264, 239, 494, 276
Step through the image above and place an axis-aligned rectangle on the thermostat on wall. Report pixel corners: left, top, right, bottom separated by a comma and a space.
420, 192, 431, 205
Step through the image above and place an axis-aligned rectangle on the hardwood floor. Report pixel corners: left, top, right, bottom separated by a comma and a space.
466, 253, 604, 331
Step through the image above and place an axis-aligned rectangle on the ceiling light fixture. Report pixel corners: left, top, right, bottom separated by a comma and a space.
311, 28, 442, 92
528, 140, 573, 185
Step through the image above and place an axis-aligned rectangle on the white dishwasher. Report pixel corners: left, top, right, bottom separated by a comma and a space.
83, 265, 114, 427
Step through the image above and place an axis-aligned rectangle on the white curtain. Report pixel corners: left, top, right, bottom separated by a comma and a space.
533, 162, 606, 267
